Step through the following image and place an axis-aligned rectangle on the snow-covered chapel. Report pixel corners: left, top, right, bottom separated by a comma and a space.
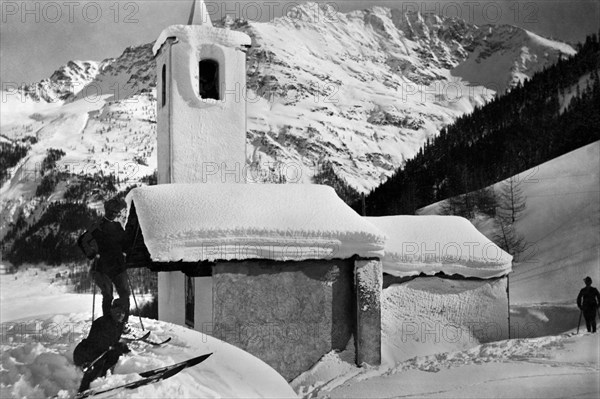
124, 0, 512, 382
124, 0, 384, 381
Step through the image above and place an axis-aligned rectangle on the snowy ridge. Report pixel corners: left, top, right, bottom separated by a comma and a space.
127, 183, 386, 262
453, 24, 576, 91
70, 43, 156, 103
367, 215, 512, 278
18, 60, 102, 102
49, 61, 102, 96
203, 5, 573, 191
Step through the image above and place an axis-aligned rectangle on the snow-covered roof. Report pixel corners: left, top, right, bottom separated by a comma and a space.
366, 215, 512, 279
127, 184, 386, 262
153, 25, 252, 56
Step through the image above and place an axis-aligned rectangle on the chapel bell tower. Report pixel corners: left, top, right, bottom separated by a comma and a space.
153, 0, 251, 184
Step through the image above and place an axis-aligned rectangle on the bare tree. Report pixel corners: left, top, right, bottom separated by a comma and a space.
494, 176, 529, 261
496, 176, 526, 224
493, 217, 528, 261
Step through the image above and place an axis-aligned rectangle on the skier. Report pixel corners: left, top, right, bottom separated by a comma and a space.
577, 276, 600, 333
90, 197, 132, 327
73, 298, 131, 393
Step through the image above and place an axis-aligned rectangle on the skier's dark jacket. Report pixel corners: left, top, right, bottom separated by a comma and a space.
91, 218, 130, 278
73, 315, 124, 366
577, 286, 600, 310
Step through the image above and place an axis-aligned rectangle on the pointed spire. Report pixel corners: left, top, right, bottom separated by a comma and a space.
187, 0, 213, 26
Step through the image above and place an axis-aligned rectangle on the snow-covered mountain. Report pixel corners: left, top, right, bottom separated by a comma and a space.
238, 6, 575, 190
19, 43, 156, 103
1, 3, 576, 226
28, 60, 102, 102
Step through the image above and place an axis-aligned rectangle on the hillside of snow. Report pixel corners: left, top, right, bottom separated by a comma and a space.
506, 142, 599, 305
420, 141, 600, 306
415, 141, 599, 345
0, 4, 576, 234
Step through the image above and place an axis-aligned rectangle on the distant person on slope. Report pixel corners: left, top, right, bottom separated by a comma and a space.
577, 276, 600, 333
91, 197, 132, 327
73, 298, 130, 393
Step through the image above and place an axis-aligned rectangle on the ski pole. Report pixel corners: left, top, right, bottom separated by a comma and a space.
91, 281, 96, 322
90, 259, 97, 322
126, 272, 145, 331
82, 349, 109, 374
577, 308, 582, 334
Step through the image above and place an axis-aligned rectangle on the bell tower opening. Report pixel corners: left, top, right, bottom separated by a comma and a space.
199, 59, 219, 100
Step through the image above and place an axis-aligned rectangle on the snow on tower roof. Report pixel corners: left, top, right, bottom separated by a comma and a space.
153, 24, 252, 56
127, 184, 386, 263
366, 215, 512, 279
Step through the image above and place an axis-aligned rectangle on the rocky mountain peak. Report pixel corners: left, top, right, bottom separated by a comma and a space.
2, 5, 576, 199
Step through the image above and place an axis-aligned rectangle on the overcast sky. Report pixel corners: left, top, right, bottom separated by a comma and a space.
1, 0, 599, 85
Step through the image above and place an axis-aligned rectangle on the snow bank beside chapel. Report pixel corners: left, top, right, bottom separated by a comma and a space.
366, 215, 512, 278
127, 183, 386, 262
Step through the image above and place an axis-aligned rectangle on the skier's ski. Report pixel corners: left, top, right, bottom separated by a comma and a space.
141, 336, 172, 346
123, 326, 171, 346
138, 353, 211, 377
75, 353, 212, 399
121, 331, 150, 342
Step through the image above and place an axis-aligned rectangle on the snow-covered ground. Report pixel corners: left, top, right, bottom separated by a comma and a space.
2, 264, 598, 398
293, 331, 599, 398
0, 267, 92, 323
0, 268, 297, 399
291, 280, 598, 398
